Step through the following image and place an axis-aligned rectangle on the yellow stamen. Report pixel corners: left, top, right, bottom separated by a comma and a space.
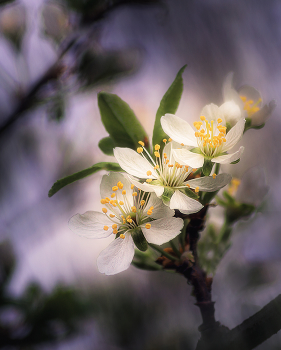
140, 200, 145, 206
100, 199, 107, 204
212, 173, 217, 179
154, 165, 159, 169
112, 224, 117, 229
105, 197, 110, 203
147, 170, 152, 176
154, 151, 160, 158
138, 141, 144, 146
155, 144, 160, 150
113, 229, 118, 234
137, 147, 143, 153
102, 208, 108, 213
200, 116, 206, 121
195, 187, 199, 193
186, 183, 190, 188
109, 214, 115, 218
168, 164, 173, 168
120, 234, 125, 239
217, 118, 222, 123
146, 179, 152, 183
131, 184, 134, 189
163, 138, 167, 143
168, 138, 172, 142
132, 192, 138, 196
147, 210, 152, 215
111, 193, 116, 198
117, 181, 124, 189
122, 190, 126, 195
112, 186, 118, 191
131, 206, 137, 213
181, 143, 184, 146
119, 201, 124, 205
145, 223, 151, 229
103, 226, 109, 231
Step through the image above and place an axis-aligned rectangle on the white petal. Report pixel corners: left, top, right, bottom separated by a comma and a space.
114, 148, 157, 179
251, 100, 276, 126
97, 234, 135, 275
222, 73, 244, 109
173, 149, 204, 168
142, 217, 183, 245
170, 190, 203, 214
161, 114, 197, 147
128, 175, 164, 197
200, 103, 224, 123
222, 118, 245, 152
187, 173, 232, 192
100, 172, 132, 201
212, 146, 244, 164
144, 193, 175, 219
219, 101, 242, 127
69, 211, 112, 239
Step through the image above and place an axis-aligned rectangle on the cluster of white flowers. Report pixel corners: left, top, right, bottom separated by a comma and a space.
69, 75, 270, 275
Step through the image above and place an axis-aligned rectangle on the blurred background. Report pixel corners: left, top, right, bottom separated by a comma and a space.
0, 0, 281, 348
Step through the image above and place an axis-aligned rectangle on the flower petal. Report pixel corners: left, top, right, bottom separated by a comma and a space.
128, 175, 164, 197
100, 172, 132, 202
97, 234, 135, 275
142, 217, 183, 245
187, 173, 232, 192
114, 147, 157, 179
170, 190, 203, 214
144, 193, 175, 219
222, 72, 244, 110
200, 103, 224, 123
173, 149, 204, 168
222, 118, 245, 152
219, 101, 242, 127
69, 211, 112, 239
161, 114, 197, 147
212, 146, 244, 164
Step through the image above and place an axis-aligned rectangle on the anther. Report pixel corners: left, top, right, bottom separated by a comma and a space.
100, 199, 107, 204
113, 229, 118, 234
168, 138, 172, 142
154, 165, 159, 169
138, 141, 145, 146
163, 139, 167, 143
168, 164, 173, 168
122, 190, 126, 195
112, 224, 117, 229
212, 173, 217, 179
109, 214, 115, 218
140, 200, 145, 206
132, 192, 138, 196
112, 186, 118, 191
147, 210, 152, 215
195, 187, 199, 193
111, 193, 116, 198
155, 144, 160, 150
131, 184, 134, 189
154, 151, 160, 158
186, 183, 190, 188
120, 234, 125, 239
145, 223, 151, 229
119, 201, 124, 205
102, 208, 108, 213
146, 179, 152, 183
147, 170, 152, 176
217, 118, 222, 123
131, 206, 137, 213
117, 181, 124, 189
181, 143, 184, 146
103, 226, 109, 231
137, 147, 143, 153
105, 197, 110, 203
200, 116, 206, 121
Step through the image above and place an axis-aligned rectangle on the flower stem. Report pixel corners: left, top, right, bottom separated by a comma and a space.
148, 243, 179, 261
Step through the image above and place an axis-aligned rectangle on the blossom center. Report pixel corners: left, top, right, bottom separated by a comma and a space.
193, 116, 226, 157
240, 96, 262, 117
100, 181, 153, 238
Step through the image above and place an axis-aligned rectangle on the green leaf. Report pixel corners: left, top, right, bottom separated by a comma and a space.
98, 136, 115, 156
152, 65, 187, 147
201, 190, 219, 205
131, 260, 162, 271
98, 92, 148, 150
48, 162, 122, 197
202, 159, 213, 176
131, 228, 148, 252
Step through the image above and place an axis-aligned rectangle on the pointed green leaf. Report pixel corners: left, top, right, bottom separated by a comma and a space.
48, 162, 122, 197
131, 228, 148, 252
152, 65, 187, 147
98, 136, 115, 156
98, 92, 148, 150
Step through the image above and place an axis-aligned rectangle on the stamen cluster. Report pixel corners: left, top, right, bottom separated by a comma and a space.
100, 180, 153, 238
240, 96, 262, 117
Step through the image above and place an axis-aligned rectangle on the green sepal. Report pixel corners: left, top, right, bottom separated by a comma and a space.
202, 159, 213, 176
190, 147, 201, 154
181, 187, 199, 200
98, 92, 148, 150
250, 123, 265, 130
98, 136, 115, 156
131, 260, 162, 271
131, 228, 148, 252
226, 122, 232, 133
201, 190, 219, 205
48, 162, 122, 197
230, 158, 240, 165
161, 187, 175, 205
152, 65, 187, 148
